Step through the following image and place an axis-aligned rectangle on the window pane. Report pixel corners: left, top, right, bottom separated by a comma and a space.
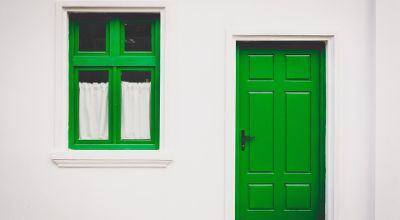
121, 71, 151, 82
124, 22, 152, 51
78, 70, 109, 140
121, 71, 151, 140
79, 21, 106, 51
79, 70, 108, 83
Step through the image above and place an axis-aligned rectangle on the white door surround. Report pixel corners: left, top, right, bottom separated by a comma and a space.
224, 33, 335, 220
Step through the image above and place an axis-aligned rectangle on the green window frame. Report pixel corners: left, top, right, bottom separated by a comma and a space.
68, 13, 160, 150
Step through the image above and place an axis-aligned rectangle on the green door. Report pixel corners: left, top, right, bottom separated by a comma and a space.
236, 42, 325, 220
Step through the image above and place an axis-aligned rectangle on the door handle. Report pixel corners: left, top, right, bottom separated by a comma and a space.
241, 130, 255, 151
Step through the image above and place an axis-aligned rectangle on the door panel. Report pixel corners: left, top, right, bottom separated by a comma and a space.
237, 42, 325, 220
249, 92, 274, 173
286, 92, 311, 173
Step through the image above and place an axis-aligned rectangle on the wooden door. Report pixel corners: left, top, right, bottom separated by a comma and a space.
236, 42, 325, 220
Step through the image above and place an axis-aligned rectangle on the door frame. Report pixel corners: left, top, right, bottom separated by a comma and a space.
224, 33, 335, 220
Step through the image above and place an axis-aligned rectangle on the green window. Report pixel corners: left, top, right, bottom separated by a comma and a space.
68, 13, 160, 150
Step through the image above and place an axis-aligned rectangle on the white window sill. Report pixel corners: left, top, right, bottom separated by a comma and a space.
51, 151, 173, 168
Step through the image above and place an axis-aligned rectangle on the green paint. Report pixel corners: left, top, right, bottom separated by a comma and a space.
249, 55, 274, 80
248, 184, 274, 210
236, 42, 325, 220
68, 14, 160, 150
286, 184, 311, 210
248, 92, 274, 172
286, 55, 311, 79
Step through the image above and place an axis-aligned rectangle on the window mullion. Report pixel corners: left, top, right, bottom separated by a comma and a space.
112, 66, 120, 144
109, 18, 120, 57
109, 18, 119, 144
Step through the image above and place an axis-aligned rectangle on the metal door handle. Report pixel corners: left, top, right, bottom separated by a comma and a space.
241, 130, 255, 151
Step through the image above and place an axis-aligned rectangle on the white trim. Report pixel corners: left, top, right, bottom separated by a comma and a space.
53, 1, 172, 168
53, 156, 172, 168
52, 150, 173, 168
224, 32, 335, 220
53, 160, 171, 168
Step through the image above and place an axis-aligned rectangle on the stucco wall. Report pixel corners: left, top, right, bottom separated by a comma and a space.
0, 0, 375, 219
376, 1, 400, 220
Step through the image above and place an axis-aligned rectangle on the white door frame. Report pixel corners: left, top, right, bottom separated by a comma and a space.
224, 32, 336, 220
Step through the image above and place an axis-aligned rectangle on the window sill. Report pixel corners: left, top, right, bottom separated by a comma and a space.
51, 151, 173, 168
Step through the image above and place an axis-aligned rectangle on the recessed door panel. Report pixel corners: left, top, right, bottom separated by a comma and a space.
249, 92, 274, 173
286, 92, 311, 173
249, 55, 274, 80
286, 55, 311, 80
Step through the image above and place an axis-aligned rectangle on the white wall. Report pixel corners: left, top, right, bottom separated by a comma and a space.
0, 0, 375, 220
376, 1, 400, 220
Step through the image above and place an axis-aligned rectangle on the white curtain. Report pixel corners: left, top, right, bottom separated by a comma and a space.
79, 82, 109, 140
121, 82, 151, 140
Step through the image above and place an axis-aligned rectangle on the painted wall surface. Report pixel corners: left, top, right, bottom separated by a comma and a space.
376, 1, 400, 220
0, 0, 375, 220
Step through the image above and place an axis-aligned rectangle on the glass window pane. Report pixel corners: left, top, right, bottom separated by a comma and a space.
79, 21, 106, 51
124, 22, 152, 51
121, 71, 151, 140
79, 70, 108, 83
78, 70, 109, 140
121, 71, 151, 82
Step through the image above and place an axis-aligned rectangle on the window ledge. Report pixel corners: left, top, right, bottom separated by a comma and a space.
51, 151, 173, 168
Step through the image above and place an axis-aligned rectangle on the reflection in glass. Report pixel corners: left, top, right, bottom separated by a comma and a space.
124, 22, 152, 51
